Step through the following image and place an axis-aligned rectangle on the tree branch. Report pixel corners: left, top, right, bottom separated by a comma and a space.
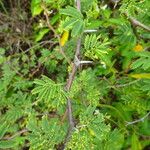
76, 0, 81, 11
125, 13, 150, 32
64, 39, 81, 148
107, 79, 140, 89
115, 79, 140, 88
2, 129, 28, 140
126, 112, 150, 126
63, 0, 82, 148
42, 3, 71, 64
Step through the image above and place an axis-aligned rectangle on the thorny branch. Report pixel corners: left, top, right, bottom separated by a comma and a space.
64, 33, 81, 149
63, 0, 82, 148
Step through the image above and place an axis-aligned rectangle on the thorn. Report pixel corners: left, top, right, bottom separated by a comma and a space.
74, 56, 93, 67
84, 29, 98, 33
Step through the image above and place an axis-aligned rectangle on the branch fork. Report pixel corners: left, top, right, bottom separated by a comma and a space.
74, 56, 93, 67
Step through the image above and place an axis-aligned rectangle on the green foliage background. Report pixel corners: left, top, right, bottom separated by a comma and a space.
0, 0, 150, 149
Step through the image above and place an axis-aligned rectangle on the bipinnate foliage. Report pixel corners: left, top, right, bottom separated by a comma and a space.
70, 69, 101, 106
32, 75, 67, 109
131, 52, 150, 70
0, 0, 150, 149
60, 6, 84, 37
27, 116, 66, 149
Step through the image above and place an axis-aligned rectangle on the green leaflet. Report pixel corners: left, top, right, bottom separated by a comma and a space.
27, 116, 66, 149
114, 23, 136, 49
0, 122, 9, 139
71, 20, 84, 37
60, 6, 84, 37
32, 75, 67, 108
131, 133, 142, 150
70, 68, 101, 106
60, 6, 83, 19
102, 129, 124, 150
84, 34, 111, 66
66, 106, 111, 150
63, 18, 79, 29
131, 52, 150, 70
31, 0, 43, 17
66, 106, 124, 149
35, 28, 50, 42
0, 140, 18, 149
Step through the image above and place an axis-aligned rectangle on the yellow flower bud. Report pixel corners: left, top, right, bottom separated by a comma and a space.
133, 44, 143, 52
60, 30, 69, 46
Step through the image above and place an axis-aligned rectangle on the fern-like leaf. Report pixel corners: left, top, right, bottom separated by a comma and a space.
32, 75, 67, 108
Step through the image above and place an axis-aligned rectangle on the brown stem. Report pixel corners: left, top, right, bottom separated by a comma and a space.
42, 4, 71, 64
2, 129, 28, 140
115, 79, 140, 88
130, 17, 150, 32
63, 0, 82, 148
76, 0, 81, 11
64, 39, 81, 146
125, 13, 150, 32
